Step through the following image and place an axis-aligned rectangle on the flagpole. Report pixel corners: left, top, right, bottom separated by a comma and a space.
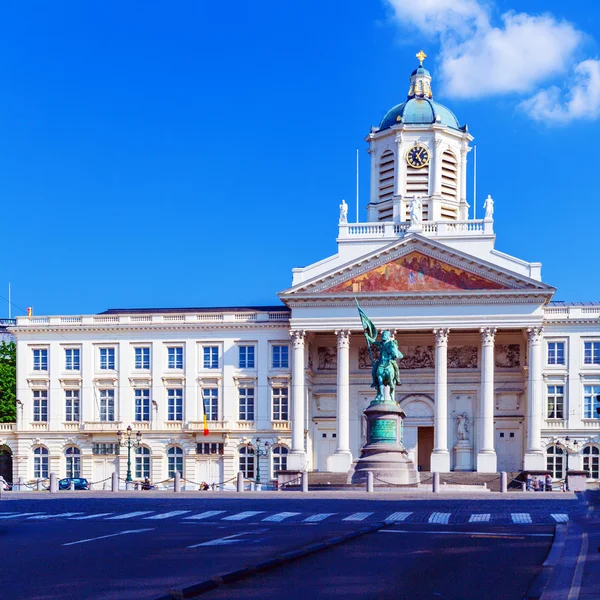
356, 148, 359, 223
8, 283, 10, 319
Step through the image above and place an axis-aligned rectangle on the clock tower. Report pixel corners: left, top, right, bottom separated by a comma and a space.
366, 52, 473, 224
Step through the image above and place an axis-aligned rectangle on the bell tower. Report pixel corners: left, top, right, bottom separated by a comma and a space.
366, 51, 474, 224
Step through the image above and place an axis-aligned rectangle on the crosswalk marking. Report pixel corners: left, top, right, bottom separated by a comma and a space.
262, 512, 301, 522
145, 511, 190, 520
304, 513, 335, 522
0, 512, 44, 519
469, 514, 490, 523
428, 512, 451, 524
343, 512, 373, 522
385, 512, 412, 523
222, 511, 264, 521
28, 512, 83, 520
184, 511, 226, 520
70, 513, 114, 520
551, 513, 569, 523
105, 511, 154, 520
512, 513, 532, 524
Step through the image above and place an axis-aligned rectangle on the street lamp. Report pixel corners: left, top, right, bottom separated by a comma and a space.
117, 426, 142, 483
248, 438, 270, 484
562, 436, 579, 476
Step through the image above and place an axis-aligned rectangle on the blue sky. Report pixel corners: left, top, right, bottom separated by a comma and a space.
1, 0, 599, 316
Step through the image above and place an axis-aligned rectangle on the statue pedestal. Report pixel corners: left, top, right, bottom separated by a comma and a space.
453, 440, 473, 471
351, 400, 419, 486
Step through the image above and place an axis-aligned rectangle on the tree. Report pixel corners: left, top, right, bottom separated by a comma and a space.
0, 341, 16, 423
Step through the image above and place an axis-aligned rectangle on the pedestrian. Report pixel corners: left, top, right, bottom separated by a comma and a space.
526, 474, 533, 492
532, 478, 539, 492
545, 474, 552, 492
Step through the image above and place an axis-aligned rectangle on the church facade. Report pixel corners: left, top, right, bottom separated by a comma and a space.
3, 55, 600, 487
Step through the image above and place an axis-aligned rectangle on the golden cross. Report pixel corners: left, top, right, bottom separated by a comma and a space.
416, 50, 427, 66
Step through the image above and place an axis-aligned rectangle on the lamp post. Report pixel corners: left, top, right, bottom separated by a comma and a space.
562, 436, 579, 487
117, 426, 142, 484
248, 438, 270, 484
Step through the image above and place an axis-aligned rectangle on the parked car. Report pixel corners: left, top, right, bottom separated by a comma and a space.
58, 477, 90, 490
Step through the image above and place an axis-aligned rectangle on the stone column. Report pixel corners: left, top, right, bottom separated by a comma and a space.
431, 328, 450, 472
330, 330, 352, 472
477, 327, 497, 472
524, 326, 545, 470
287, 330, 307, 471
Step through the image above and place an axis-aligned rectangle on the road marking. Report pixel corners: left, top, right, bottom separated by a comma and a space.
385, 512, 412, 523
511, 513, 532, 524
551, 513, 569, 523
428, 512, 451, 524
105, 511, 154, 520
184, 511, 226, 520
304, 513, 335, 522
188, 532, 255, 548
343, 512, 373, 522
469, 514, 491, 523
262, 512, 301, 522
380, 530, 553, 537
0, 512, 44, 519
28, 512, 83, 520
63, 528, 154, 547
70, 513, 114, 520
471, 534, 525, 539
568, 532, 588, 600
222, 511, 264, 521
145, 511, 191, 520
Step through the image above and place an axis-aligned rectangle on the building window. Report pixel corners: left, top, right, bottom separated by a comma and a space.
65, 446, 81, 478
167, 346, 183, 369
239, 387, 255, 421
203, 346, 219, 369
583, 445, 600, 479
65, 389, 80, 422
272, 386, 289, 420
92, 443, 118, 455
547, 385, 564, 419
99, 347, 115, 370
65, 348, 80, 371
136, 446, 151, 479
134, 347, 151, 370
547, 342, 565, 365
33, 348, 48, 371
272, 445, 288, 473
99, 389, 115, 422
167, 388, 183, 421
33, 390, 48, 422
33, 447, 49, 479
239, 445, 255, 479
202, 388, 219, 421
167, 446, 183, 477
546, 445, 564, 479
583, 385, 600, 419
584, 341, 600, 365
239, 346, 255, 369
135, 389, 150, 422
197, 443, 224, 455
272, 345, 289, 369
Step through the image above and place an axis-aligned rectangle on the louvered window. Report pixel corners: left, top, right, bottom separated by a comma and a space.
378, 151, 395, 204
441, 150, 458, 202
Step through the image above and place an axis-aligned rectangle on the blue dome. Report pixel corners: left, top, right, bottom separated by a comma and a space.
410, 66, 431, 77
378, 98, 460, 131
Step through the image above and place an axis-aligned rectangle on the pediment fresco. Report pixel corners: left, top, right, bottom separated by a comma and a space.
322, 252, 505, 293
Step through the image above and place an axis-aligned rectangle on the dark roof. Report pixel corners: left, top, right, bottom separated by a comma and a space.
99, 305, 290, 315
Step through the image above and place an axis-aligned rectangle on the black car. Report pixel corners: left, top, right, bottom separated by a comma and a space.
58, 477, 90, 490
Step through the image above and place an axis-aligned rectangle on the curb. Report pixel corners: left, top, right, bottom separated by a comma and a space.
159, 522, 387, 599
526, 523, 567, 599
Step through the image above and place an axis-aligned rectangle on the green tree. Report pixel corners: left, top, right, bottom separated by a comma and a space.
0, 341, 16, 423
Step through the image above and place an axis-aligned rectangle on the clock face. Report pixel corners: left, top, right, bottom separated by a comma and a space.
406, 145, 430, 169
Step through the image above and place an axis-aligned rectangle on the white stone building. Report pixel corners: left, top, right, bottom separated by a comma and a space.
2, 56, 600, 487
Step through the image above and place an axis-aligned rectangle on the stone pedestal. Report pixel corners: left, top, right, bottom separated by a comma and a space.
351, 401, 419, 486
453, 440, 473, 471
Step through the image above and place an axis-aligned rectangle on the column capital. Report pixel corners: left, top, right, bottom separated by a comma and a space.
433, 328, 450, 345
526, 326, 544, 344
335, 329, 351, 349
480, 327, 497, 345
289, 330, 306, 348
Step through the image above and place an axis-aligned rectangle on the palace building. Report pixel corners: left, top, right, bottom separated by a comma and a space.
3, 54, 600, 487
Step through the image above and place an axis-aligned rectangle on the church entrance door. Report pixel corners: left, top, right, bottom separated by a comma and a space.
314, 427, 337, 471
417, 427, 434, 471
496, 428, 521, 471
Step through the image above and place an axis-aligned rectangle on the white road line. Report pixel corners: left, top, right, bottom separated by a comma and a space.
105, 511, 154, 520
63, 528, 154, 547
184, 511, 226, 520
343, 512, 373, 522
70, 513, 114, 520
188, 532, 257, 548
567, 532, 588, 600
385, 512, 412, 523
303, 513, 335, 523
222, 511, 265, 521
380, 530, 553, 537
28, 512, 83, 520
428, 512, 451, 524
511, 513, 532, 524
262, 512, 301, 522
469, 514, 491, 523
144, 511, 191, 520
551, 513, 569, 523
0, 513, 44, 519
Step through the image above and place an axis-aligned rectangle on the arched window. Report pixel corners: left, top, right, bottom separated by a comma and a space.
167, 446, 183, 478
378, 151, 395, 221
65, 446, 81, 478
239, 445, 255, 479
33, 447, 49, 479
136, 446, 151, 479
583, 445, 600, 479
546, 445, 564, 479
272, 445, 288, 474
